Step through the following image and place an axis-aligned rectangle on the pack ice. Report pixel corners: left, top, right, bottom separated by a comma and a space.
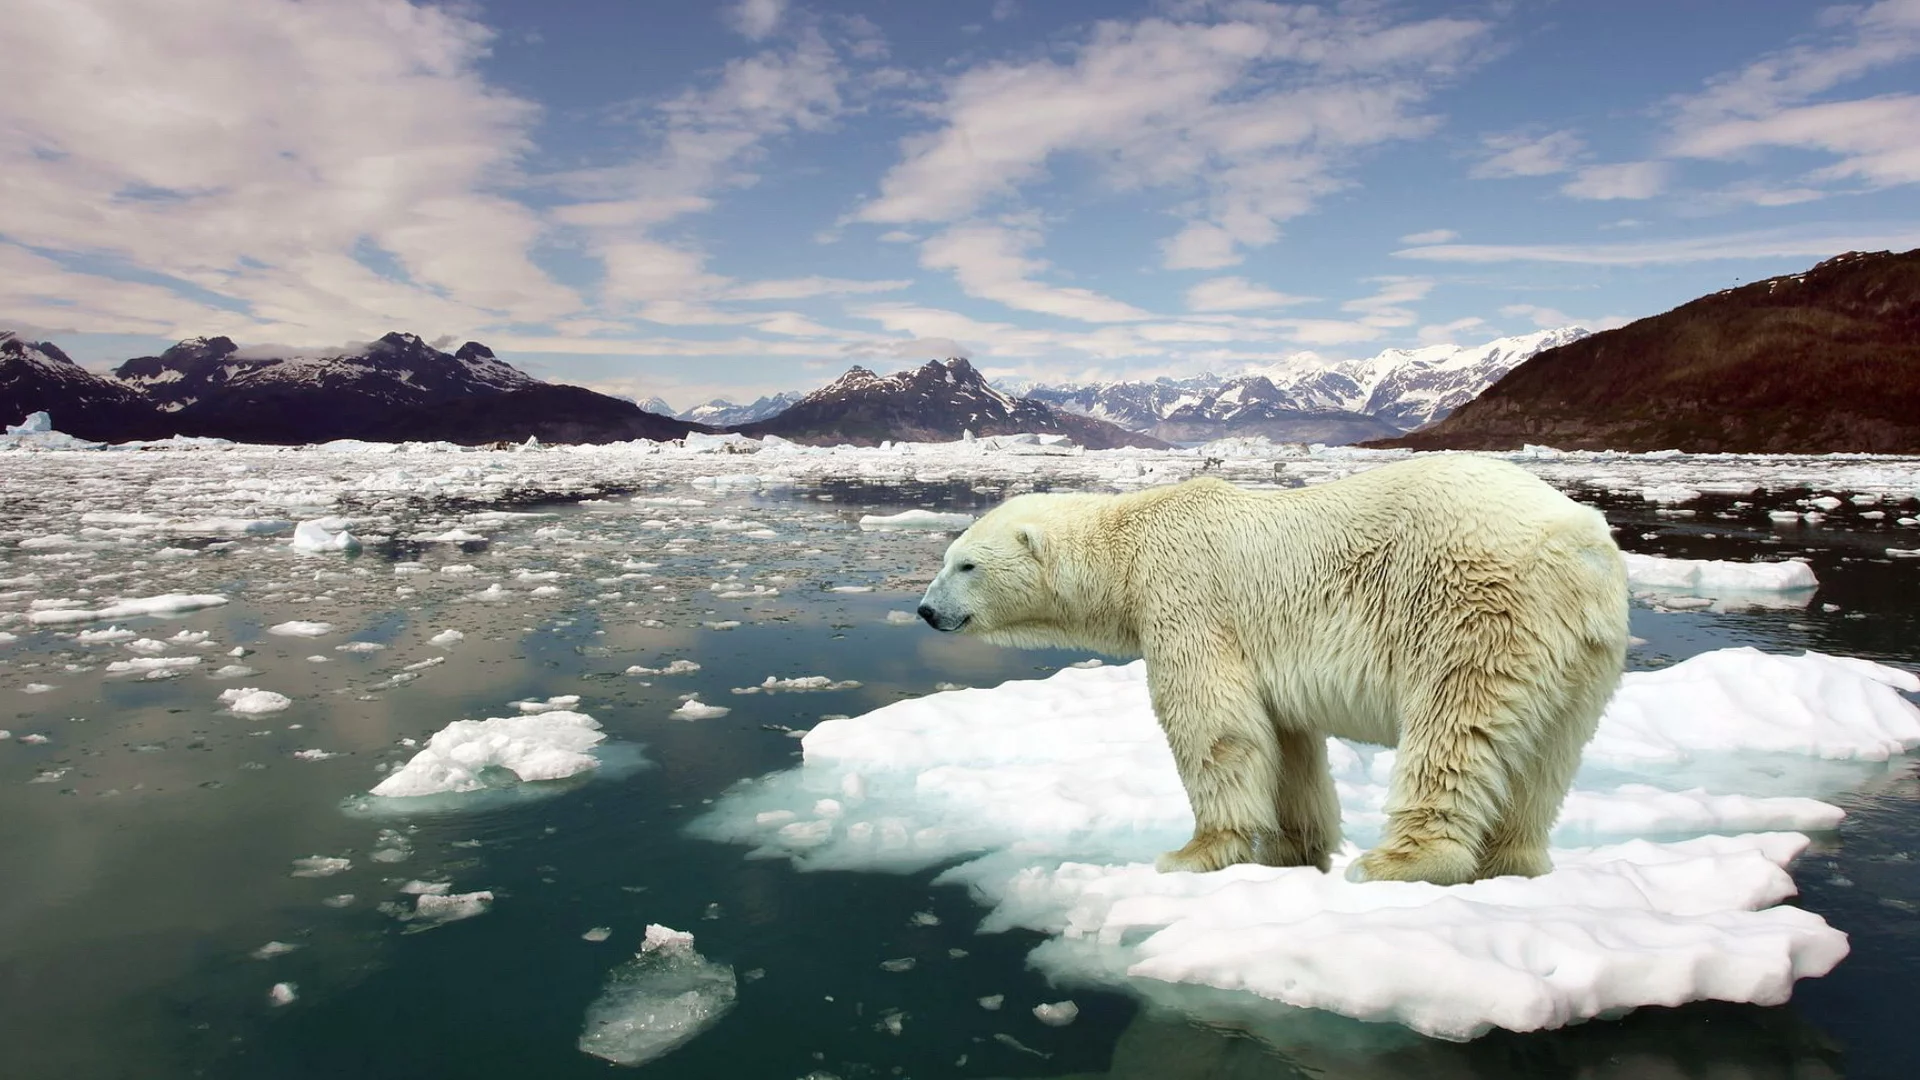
696, 647, 1920, 1040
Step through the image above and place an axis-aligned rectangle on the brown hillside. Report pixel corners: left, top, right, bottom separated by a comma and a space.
1372, 249, 1920, 454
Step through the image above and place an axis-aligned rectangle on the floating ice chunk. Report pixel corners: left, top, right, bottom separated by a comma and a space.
1621, 552, 1817, 593
124, 637, 169, 655
370, 711, 606, 797
335, 641, 387, 653
268, 982, 298, 1006
268, 621, 334, 637
291, 517, 361, 554
695, 646, 1920, 1039
252, 941, 301, 960
627, 659, 700, 676
220, 688, 292, 715
671, 697, 730, 720
578, 925, 737, 1067
75, 626, 137, 644
105, 656, 200, 678
735, 675, 861, 693
1033, 1001, 1079, 1026
27, 593, 228, 625
884, 610, 920, 625
290, 856, 351, 878
8, 410, 53, 434
211, 664, 257, 679
513, 695, 581, 714
409, 891, 493, 927
292, 749, 336, 761
427, 528, 487, 543
583, 926, 613, 942
22, 683, 55, 694
1591, 648, 1920, 765
858, 510, 975, 530
429, 629, 465, 647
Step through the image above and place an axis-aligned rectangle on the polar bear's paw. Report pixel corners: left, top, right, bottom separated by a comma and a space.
1155, 829, 1257, 874
1344, 839, 1479, 886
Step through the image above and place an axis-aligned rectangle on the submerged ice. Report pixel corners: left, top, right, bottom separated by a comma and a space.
696, 647, 1920, 1039
578, 925, 737, 1066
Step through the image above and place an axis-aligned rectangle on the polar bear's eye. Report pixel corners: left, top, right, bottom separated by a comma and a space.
959, 562, 976, 572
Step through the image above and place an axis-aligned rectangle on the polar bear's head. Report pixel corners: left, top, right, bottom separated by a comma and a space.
918, 498, 1051, 639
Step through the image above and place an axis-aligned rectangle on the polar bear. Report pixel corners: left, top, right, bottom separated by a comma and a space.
917, 455, 1628, 886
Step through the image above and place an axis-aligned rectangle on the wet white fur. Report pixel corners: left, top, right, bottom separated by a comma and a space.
919, 456, 1630, 885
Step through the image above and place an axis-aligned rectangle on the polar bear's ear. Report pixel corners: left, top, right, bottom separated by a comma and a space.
1016, 523, 1046, 561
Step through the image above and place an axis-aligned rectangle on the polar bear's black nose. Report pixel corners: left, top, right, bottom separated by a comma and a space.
917, 604, 938, 627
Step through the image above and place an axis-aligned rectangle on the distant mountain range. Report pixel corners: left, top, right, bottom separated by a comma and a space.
737, 357, 1166, 449
1016, 327, 1590, 444
3, 331, 704, 445
674, 392, 805, 427
1378, 249, 1920, 454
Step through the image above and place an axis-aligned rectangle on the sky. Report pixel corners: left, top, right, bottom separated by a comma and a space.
4, 0, 1918, 410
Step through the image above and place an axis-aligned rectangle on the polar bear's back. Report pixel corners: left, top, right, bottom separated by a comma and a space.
1123, 456, 1626, 744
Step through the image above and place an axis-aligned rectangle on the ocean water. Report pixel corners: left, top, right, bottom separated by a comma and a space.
0, 452, 1915, 1080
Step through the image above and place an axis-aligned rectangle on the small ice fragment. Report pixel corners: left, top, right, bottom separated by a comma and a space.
220, 688, 292, 715
626, 659, 701, 676
268, 621, 334, 637
857, 510, 975, 530
978, 994, 1004, 1011
884, 610, 919, 625
290, 856, 351, 878
671, 697, 730, 720
583, 926, 613, 942
291, 518, 361, 554
410, 891, 493, 926
22, 683, 55, 694
430, 629, 465, 646
268, 982, 298, 1006
578, 925, 737, 1066
292, 749, 336, 761
1033, 1000, 1079, 1026
252, 941, 301, 960
880, 957, 916, 972
910, 911, 940, 927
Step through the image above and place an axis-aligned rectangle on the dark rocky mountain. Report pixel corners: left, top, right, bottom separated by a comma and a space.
356, 384, 709, 445
106, 331, 700, 445
737, 357, 1167, 449
1019, 327, 1588, 444
116, 332, 536, 411
676, 392, 805, 427
2, 330, 171, 441
1376, 250, 1920, 454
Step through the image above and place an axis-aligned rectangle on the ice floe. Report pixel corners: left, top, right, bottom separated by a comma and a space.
695, 647, 1920, 1039
858, 509, 976, 530
370, 710, 607, 798
219, 687, 292, 715
26, 593, 227, 625
291, 517, 361, 554
578, 925, 737, 1067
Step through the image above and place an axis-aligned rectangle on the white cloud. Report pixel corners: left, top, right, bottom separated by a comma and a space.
856, 7, 1490, 269
1500, 303, 1573, 328
1470, 130, 1584, 178
1340, 277, 1434, 328
0, 0, 577, 342
1417, 316, 1488, 344
1561, 161, 1670, 201
1395, 224, 1920, 265
919, 222, 1151, 323
720, 276, 913, 301
1184, 277, 1311, 312
1664, 1, 1920, 192
1399, 228, 1459, 244
724, 0, 789, 41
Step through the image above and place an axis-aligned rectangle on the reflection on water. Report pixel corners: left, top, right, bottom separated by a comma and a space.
0, 473, 1914, 1079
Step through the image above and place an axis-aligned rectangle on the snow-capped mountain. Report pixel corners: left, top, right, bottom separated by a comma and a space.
637, 396, 677, 417
2, 330, 168, 441
1020, 327, 1590, 444
739, 357, 1166, 449
675, 392, 804, 427
115, 332, 540, 413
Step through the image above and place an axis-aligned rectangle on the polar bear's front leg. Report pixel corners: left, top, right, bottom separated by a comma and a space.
1147, 660, 1281, 874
